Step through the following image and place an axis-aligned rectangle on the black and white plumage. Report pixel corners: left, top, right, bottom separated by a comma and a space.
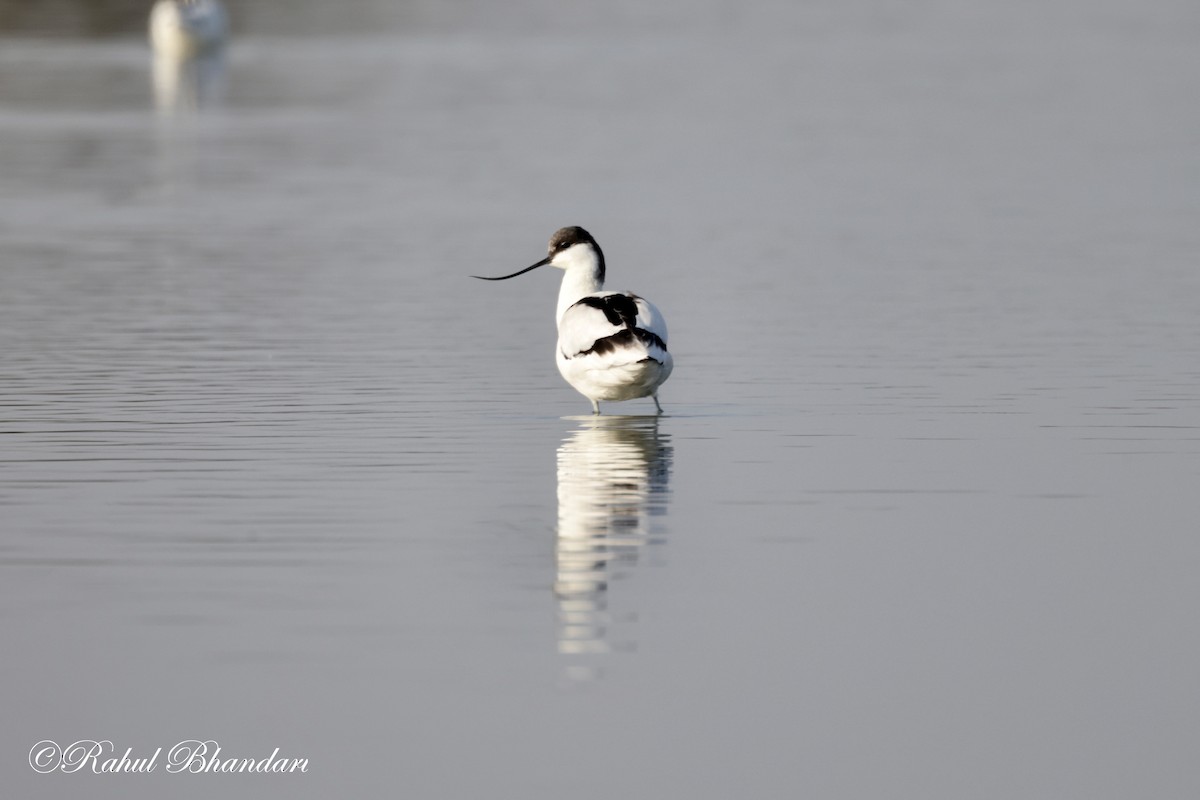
474, 226, 673, 415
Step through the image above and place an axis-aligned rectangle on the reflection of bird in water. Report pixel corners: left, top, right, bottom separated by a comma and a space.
555, 415, 672, 682
149, 0, 229, 59
151, 49, 227, 113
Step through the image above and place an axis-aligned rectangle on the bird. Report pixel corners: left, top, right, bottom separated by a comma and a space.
474, 226, 673, 415
149, 0, 229, 59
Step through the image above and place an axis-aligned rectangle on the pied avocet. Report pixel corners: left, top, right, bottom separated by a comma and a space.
149, 0, 228, 58
474, 226, 673, 415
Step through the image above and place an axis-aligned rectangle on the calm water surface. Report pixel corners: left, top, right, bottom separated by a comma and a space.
2, 1, 1199, 797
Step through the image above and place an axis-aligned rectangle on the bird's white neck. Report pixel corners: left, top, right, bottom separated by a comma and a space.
555, 250, 604, 326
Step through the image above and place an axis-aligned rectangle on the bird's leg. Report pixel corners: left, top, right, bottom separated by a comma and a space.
591, 399, 601, 415
652, 394, 663, 414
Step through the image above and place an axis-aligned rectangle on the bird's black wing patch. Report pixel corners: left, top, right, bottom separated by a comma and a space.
561, 293, 667, 360
572, 328, 667, 360
574, 294, 640, 329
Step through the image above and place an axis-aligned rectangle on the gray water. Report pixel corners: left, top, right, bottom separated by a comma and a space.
3, 1, 1199, 797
